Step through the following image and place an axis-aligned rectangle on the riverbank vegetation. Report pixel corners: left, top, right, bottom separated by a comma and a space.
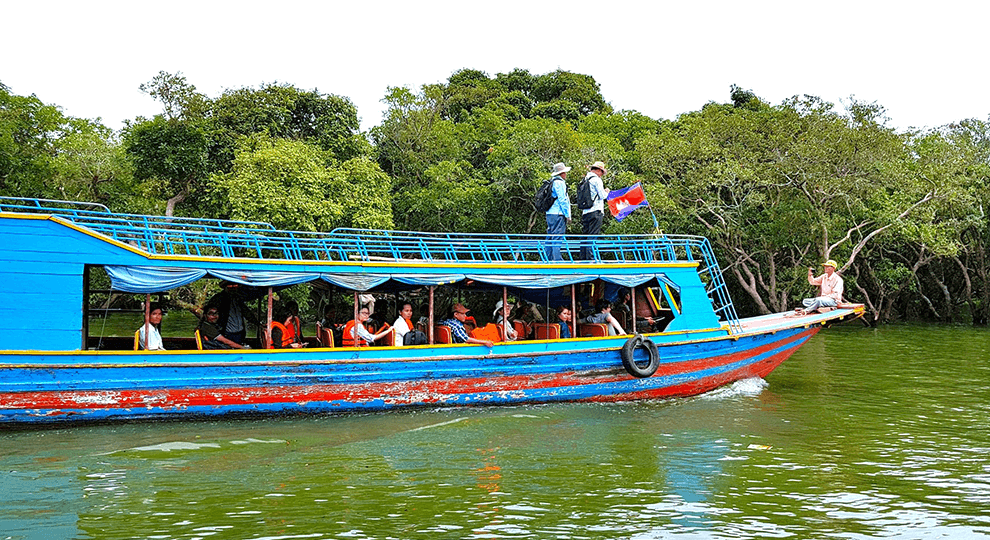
2, 70, 988, 324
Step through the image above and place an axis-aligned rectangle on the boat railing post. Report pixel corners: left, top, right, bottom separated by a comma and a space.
143, 294, 151, 351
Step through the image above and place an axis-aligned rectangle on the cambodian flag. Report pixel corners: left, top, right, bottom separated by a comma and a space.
607, 182, 649, 222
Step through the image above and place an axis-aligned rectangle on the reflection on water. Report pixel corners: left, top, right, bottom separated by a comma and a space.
2, 325, 989, 539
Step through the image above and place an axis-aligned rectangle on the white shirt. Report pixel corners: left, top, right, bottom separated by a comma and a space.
582, 172, 609, 215
392, 317, 413, 347
138, 324, 165, 350
810, 272, 844, 302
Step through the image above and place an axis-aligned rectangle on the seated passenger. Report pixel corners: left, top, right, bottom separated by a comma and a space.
580, 299, 626, 336
198, 304, 248, 349
493, 300, 518, 341
138, 303, 166, 351
512, 299, 545, 324
392, 302, 414, 347
206, 281, 253, 345
555, 306, 573, 339
282, 300, 304, 344
270, 307, 306, 349
439, 303, 494, 348
343, 305, 392, 346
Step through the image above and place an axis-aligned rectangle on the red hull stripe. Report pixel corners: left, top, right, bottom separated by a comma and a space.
1, 329, 817, 413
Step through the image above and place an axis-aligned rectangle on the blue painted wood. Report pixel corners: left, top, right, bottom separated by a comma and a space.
0, 336, 808, 422
1, 202, 856, 424
0, 257, 83, 350
0, 327, 803, 392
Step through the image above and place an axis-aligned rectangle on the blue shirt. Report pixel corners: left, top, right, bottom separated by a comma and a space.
546, 176, 571, 219
558, 321, 572, 339
440, 318, 470, 343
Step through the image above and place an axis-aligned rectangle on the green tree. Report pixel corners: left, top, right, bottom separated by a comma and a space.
51, 121, 136, 207
372, 85, 464, 186
638, 93, 941, 318
138, 71, 209, 121
531, 70, 610, 116
210, 83, 368, 167
0, 83, 67, 197
123, 116, 210, 216
212, 134, 392, 232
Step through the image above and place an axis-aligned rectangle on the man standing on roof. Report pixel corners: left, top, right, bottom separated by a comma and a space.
796, 259, 844, 315
579, 161, 610, 260
545, 162, 572, 261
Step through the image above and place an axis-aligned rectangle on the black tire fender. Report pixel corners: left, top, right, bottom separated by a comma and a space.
620, 334, 660, 378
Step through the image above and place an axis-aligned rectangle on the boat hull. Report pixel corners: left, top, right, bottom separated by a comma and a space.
0, 326, 817, 424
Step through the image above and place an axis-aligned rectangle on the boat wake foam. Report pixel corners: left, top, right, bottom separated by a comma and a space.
699, 377, 768, 400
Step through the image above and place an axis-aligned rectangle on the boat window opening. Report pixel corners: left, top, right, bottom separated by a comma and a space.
640, 286, 678, 333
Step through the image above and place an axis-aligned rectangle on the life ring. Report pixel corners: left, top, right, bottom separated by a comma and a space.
621, 334, 660, 378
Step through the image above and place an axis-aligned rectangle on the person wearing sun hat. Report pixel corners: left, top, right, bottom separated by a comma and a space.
544, 162, 572, 261
579, 161, 610, 260
439, 303, 494, 347
795, 259, 844, 316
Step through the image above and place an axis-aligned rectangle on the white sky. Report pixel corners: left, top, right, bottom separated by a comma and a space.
3, 0, 988, 133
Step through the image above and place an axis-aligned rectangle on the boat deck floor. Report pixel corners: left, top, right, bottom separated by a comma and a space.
737, 304, 864, 335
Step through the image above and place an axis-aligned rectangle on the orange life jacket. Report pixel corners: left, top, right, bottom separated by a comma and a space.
284, 316, 302, 343
268, 321, 295, 349
471, 323, 501, 343
342, 320, 368, 347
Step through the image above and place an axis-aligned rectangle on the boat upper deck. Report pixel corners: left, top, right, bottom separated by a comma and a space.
1, 197, 713, 266
0, 197, 743, 333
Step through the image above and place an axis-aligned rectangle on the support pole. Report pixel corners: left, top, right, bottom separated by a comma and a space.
631, 287, 637, 334
570, 284, 577, 338
502, 286, 509, 341
143, 293, 151, 351
266, 287, 273, 348
428, 286, 435, 344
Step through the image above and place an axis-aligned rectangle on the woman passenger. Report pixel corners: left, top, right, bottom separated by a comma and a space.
493, 300, 518, 341
392, 302, 414, 346
138, 303, 166, 351
344, 305, 392, 346
270, 307, 305, 349
282, 300, 304, 344
555, 306, 572, 339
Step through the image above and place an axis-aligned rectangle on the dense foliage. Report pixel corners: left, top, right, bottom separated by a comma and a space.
1, 71, 988, 324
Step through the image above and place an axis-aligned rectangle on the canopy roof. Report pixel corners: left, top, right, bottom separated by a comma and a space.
105, 265, 681, 294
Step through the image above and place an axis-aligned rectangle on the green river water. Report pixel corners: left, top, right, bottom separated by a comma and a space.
2, 324, 989, 539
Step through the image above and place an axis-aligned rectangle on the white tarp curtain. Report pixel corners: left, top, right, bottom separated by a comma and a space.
106, 265, 678, 293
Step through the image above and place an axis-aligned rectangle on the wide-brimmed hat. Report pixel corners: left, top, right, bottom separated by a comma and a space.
493, 300, 514, 318
590, 161, 607, 174
822, 259, 838, 268
552, 162, 571, 175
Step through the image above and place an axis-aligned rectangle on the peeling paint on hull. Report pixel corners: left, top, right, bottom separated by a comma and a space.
0, 327, 817, 424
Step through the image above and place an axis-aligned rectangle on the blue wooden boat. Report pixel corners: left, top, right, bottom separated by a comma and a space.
0, 197, 864, 424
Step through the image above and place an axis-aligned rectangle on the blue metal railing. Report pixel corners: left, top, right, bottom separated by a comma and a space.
0, 197, 742, 332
